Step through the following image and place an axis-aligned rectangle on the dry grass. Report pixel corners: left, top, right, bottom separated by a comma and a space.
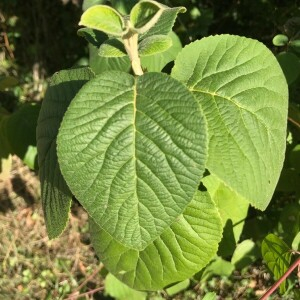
0, 156, 104, 300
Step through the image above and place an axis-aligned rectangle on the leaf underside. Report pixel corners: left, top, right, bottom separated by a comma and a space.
57, 71, 207, 250
172, 34, 288, 210
36, 67, 95, 239
90, 191, 222, 291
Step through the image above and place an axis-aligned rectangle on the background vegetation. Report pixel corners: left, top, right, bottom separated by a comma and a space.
0, 0, 299, 299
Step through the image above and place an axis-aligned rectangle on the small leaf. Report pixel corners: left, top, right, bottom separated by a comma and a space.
77, 28, 107, 47
130, 0, 162, 32
37, 67, 95, 239
89, 191, 222, 290
261, 233, 292, 294
99, 39, 127, 57
141, 31, 182, 72
131, 0, 186, 37
139, 35, 172, 56
165, 279, 190, 296
57, 71, 208, 250
172, 34, 288, 211
277, 52, 300, 85
89, 44, 131, 74
79, 5, 125, 37
105, 273, 146, 300
272, 34, 289, 46
202, 292, 217, 300
290, 39, 300, 53
231, 239, 258, 270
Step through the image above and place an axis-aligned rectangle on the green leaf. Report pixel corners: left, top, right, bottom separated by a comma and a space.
290, 39, 300, 53
77, 28, 107, 47
5, 104, 40, 167
277, 52, 300, 85
89, 191, 222, 290
36, 67, 95, 239
139, 35, 172, 56
292, 232, 300, 251
130, 0, 162, 33
231, 239, 259, 270
272, 34, 289, 46
135, 1, 186, 38
261, 233, 292, 294
57, 71, 208, 250
79, 5, 125, 37
89, 44, 131, 74
202, 292, 217, 300
202, 174, 249, 244
165, 279, 190, 296
99, 38, 127, 57
141, 31, 182, 72
200, 257, 235, 282
105, 273, 146, 300
172, 34, 288, 210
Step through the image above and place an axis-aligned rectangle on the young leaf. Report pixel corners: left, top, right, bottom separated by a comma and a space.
165, 279, 190, 296
89, 44, 131, 74
172, 34, 288, 211
272, 34, 289, 46
202, 293, 217, 300
261, 233, 292, 294
36, 67, 95, 239
79, 5, 125, 37
77, 28, 107, 48
89, 191, 222, 291
105, 273, 146, 300
98, 39, 127, 57
141, 31, 182, 72
130, 0, 185, 37
130, 0, 162, 33
139, 35, 172, 56
57, 71, 208, 250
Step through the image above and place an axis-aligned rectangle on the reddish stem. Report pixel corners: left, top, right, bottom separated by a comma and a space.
259, 256, 300, 300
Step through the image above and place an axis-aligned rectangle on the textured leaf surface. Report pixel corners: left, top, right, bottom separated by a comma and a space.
89, 191, 222, 291
261, 233, 292, 293
141, 31, 182, 72
139, 35, 172, 56
79, 5, 124, 37
172, 34, 288, 210
37, 67, 95, 239
57, 71, 207, 250
89, 44, 131, 74
139, 2, 186, 39
99, 39, 127, 58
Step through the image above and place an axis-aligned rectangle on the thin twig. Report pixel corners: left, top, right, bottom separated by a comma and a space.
259, 256, 300, 300
68, 263, 103, 297
64, 286, 104, 300
288, 117, 300, 129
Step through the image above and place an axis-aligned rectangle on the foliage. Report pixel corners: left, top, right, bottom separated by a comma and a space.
35, 0, 291, 294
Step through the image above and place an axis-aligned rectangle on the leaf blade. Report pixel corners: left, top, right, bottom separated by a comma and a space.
57, 71, 208, 249
172, 34, 288, 210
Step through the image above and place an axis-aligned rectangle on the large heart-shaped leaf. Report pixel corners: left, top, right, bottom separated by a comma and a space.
37, 67, 95, 239
89, 191, 222, 291
172, 34, 288, 210
57, 71, 207, 250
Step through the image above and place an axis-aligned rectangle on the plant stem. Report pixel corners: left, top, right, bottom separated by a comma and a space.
123, 31, 143, 76
259, 256, 300, 300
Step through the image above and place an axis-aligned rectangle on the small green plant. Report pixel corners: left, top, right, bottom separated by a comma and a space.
37, 0, 288, 291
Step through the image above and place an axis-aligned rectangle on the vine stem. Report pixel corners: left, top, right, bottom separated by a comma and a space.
259, 256, 300, 300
